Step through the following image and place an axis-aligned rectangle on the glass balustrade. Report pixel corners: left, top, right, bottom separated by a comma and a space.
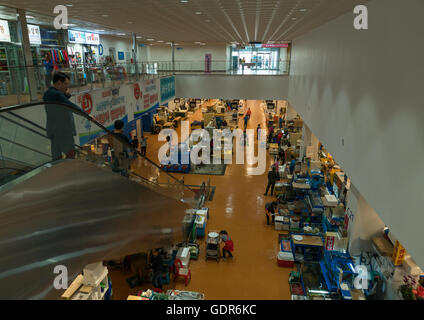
0, 102, 200, 207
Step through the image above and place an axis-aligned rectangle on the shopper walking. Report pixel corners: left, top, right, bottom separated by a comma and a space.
110, 120, 132, 177
290, 157, 296, 175
140, 135, 147, 157
220, 231, 234, 259
43, 52, 54, 89
43, 72, 83, 161
264, 166, 280, 196
150, 249, 163, 290
257, 124, 261, 141
244, 114, 249, 130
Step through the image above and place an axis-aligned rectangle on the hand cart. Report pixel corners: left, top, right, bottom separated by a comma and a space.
205, 231, 221, 262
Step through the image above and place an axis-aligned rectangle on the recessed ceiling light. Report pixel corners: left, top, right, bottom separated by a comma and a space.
147, 39, 155, 41
195, 11, 202, 15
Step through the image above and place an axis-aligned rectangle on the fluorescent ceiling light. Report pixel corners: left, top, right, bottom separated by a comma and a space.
299, 9, 307, 12
66, 4, 73, 7
292, 18, 297, 20
128, 22, 133, 24
180, 0, 189, 2
147, 39, 155, 41
157, 40, 164, 43
117, 33, 126, 36
64, 24, 77, 27
26, 15, 35, 19
195, 11, 202, 15
95, 29, 105, 32
102, 14, 109, 17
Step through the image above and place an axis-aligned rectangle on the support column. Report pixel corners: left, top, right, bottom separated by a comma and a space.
171, 41, 175, 73
17, 9, 38, 101
132, 33, 138, 79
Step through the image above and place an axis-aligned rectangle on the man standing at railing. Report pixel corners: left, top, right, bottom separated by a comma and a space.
43, 72, 83, 161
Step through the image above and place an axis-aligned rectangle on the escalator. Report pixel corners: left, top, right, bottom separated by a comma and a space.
0, 102, 203, 299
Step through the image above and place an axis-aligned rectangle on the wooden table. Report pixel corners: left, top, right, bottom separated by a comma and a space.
372, 237, 394, 257
292, 235, 324, 247
163, 122, 174, 128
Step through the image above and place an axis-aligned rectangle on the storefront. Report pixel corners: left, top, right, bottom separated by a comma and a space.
0, 6, 25, 97
67, 30, 102, 86
230, 43, 291, 72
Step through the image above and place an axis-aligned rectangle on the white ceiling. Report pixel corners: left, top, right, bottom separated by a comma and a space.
0, 0, 366, 44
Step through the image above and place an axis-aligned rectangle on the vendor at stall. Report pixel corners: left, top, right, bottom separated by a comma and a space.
265, 201, 278, 225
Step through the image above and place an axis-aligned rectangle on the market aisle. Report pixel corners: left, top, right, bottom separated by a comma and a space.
110, 100, 294, 300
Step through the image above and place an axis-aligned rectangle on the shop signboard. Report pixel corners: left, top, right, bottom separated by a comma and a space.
68, 30, 86, 44
85, 32, 100, 45
160, 76, 175, 103
392, 240, 406, 266
325, 232, 337, 251
27, 24, 41, 45
261, 44, 289, 48
0, 19, 11, 43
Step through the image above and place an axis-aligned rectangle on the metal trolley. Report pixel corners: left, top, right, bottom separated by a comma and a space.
205, 231, 221, 262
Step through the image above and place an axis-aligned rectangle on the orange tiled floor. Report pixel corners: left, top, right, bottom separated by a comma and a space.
109, 100, 293, 300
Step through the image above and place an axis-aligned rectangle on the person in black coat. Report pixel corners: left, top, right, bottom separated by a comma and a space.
264, 166, 280, 196
150, 249, 163, 290
43, 72, 83, 161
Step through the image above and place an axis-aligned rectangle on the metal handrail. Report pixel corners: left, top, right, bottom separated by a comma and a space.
0, 101, 197, 196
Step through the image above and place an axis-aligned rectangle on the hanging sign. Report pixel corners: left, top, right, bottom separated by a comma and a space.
0, 19, 11, 43
27, 24, 41, 45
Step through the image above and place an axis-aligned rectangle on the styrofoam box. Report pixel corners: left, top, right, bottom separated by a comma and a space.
278, 251, 294, 261
324, 195, 338, 206
177, 247, 191, 267
83, 262, 108, 287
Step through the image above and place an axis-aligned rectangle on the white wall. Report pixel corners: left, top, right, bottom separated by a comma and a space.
288, 0, 424, 268
176, 75, 289, 100
347, 184, 386, 255
147, 44, 228, 70
100, 35, 133, 63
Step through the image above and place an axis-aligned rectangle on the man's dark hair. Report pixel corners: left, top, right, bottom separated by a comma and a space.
114, 120, 125, 130
53, 72, 70, 84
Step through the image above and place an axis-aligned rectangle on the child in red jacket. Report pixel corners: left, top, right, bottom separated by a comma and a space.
220, 231, 234, 259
